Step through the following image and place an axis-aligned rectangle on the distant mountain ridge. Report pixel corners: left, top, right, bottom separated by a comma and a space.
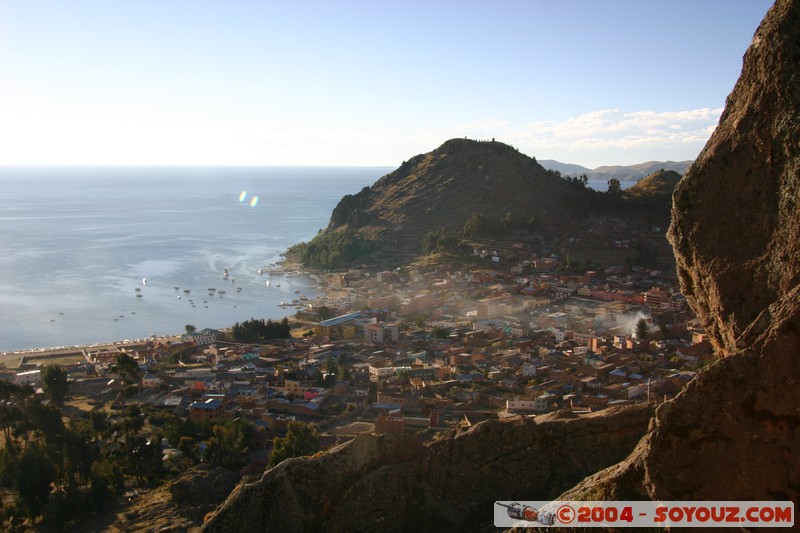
539, 159, 693, 181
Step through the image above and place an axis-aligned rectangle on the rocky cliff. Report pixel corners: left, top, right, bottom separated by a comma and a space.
201, 405, 653, 532
555, 0, 800, 506
100, 465, 240, 533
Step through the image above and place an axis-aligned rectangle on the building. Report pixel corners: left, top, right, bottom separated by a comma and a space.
315, 312, 363, 340
643, 287, 670, 309
534, 392, 556, 413
399, 293, 433, 316
188, 398, 225, 422
282, 379, 309, 397
368, 365, 396, 382
375, 412, 405, 434
506, 399, 538, 413
363, 322, 399, 344
141, 373, 163, 388
184, 328, 222, 346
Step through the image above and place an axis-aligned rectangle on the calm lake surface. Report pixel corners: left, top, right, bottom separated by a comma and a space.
0, 166, 389, 351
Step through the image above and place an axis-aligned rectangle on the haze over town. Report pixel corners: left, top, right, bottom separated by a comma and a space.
0, 0, 773, 168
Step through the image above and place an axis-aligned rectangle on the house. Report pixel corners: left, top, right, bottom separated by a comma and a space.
363, 322, 400, 344
521, 362, 537, 377
282, 379, 309, 397
643, 287, 670, 309
188, 398, 225, 422
368, 365, 396, 382
534, 392, 556, 413
676, 340, 715, 365
506, 399, 537, 413
375, 412, 405, 435
184, 328, 222, 347
141, 373, 163, 389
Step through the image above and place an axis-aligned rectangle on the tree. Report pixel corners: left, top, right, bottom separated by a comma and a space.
15, 445, 55, 520
24, 399, 65, 446
317, 305, 334, 321
336, 357, 351, 382
205, 420, 252, 470
178, 436, 198, 463
432, 326, 449, 339
636, 318, 649, 341
42, 364, 69, 404
269, 421, 320, 467
120, 434, 163, 484
607, 178, 622, 195
112, 353, 141, 396
185, 324, 197, 334
462, 212, 489, 238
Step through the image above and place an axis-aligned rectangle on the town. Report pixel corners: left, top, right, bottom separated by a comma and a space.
0, 222, 719, 530
5, 232, 712, 457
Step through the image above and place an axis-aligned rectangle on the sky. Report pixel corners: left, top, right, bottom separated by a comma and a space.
0, 0, 775, 168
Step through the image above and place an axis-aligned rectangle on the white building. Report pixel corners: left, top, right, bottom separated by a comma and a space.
506, 399, 537, 413
534, 392, 556, 413
185, 328, 221, 346
368, 365, 396, 382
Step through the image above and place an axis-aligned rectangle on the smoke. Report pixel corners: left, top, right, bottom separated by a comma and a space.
615, 310, 650, 338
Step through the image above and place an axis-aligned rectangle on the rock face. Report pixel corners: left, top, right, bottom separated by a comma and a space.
109, 465, 240, 533
559, 0, 800, 505
669, 0, 800, 356
201, 405, 653, 532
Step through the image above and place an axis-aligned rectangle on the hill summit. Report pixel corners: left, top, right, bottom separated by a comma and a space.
328, 138, 593, 233
289, 138, 612, 267
288, 138, 680, 268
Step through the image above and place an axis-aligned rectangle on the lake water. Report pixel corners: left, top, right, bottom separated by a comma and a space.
0, 166, 389, 352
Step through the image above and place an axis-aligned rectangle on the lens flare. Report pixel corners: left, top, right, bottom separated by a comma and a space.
250, 196, 259, 207
239, 191, 247, 202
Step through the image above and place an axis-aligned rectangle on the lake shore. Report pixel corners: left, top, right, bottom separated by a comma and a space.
0, 335, 184, 370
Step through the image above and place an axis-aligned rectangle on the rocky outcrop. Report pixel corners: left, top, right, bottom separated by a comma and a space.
107, 465, 240, 533
202, 404, 653, 532
556, 0, 800, 506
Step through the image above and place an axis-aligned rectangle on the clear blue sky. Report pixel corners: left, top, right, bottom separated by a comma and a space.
0, 0, 774, 167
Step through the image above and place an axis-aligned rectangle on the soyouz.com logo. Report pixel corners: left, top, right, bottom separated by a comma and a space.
494, 501, 794, 528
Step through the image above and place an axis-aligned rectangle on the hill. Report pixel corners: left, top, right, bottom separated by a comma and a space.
624, 169, 682, 199
288, 138, 667, 268
591, 160, 692, 181
537, 159, 593, 176
539, 159, 692, 181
